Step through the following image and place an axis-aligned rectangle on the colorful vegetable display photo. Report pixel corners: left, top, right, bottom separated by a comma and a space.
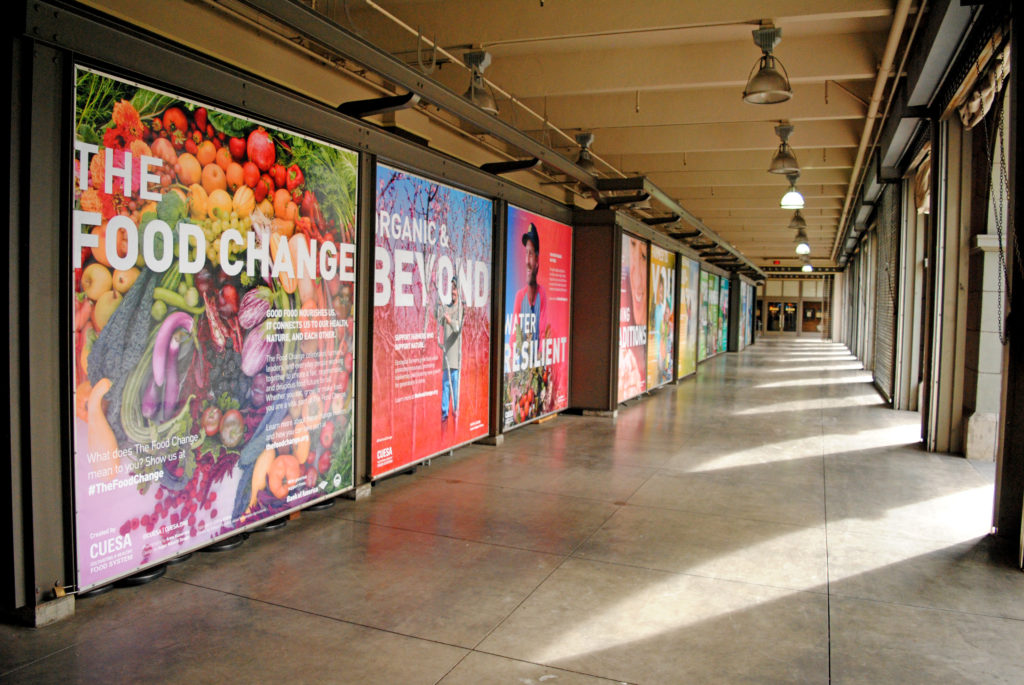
72, 67, 357, 590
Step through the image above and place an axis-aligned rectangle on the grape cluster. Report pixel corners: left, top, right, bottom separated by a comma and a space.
200, 214, 252, 266
209, 339, 250, 403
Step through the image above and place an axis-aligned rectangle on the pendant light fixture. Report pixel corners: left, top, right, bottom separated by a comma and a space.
788, 209, 807, 230
780, 172, 804, 209
794, 228, 811, 255
801, 261, 814, 273
462, 51, 498, 115
769, 123, 799, 174
742, 23, 793, 105
575, 132, 596, 172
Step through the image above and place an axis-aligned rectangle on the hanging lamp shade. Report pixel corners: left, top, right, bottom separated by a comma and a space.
801, 262, 813, 273
742, 26, 793, 105
788, 209, 807, 230
462, 51, 498, 115
781, 172, 804, 209
768, 123, 799, 174
463, 71, 498, 115
575, 132, 596, 172
794, 228, 811, 255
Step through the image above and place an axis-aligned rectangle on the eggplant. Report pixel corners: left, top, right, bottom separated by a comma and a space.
240, 324, 274, 377
238, 286, 273, 329
152, 311, 194, 386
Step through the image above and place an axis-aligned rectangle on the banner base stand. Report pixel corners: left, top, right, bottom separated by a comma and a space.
165, 552, 192, 566
200, 533, 248, 553
251, 518, 287, 532
479, 435, 504, 446
114, 564, 166, 588
305, 498, 335, 512
77, 584, 113, 600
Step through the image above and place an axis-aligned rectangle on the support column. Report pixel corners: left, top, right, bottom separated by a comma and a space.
994, 24, 1024, 557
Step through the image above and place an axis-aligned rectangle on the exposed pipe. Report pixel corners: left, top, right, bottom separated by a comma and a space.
361, 0, 625, 178
830, 0, 913, 262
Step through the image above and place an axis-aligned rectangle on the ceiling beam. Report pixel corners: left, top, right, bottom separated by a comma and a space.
587, 119, 860, 156
614, 148, 856, 174
653, 168, 851, 187
475, 33, 883, 98
342, 0, 894, 49
515, 83, 865, 130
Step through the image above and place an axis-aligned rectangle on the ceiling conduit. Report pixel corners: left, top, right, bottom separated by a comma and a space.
831, 0, 913, 262
236, 0, 765, 278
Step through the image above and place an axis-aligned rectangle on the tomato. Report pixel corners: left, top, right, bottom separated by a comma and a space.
162, 107, 189, 147
219, 409, 245, 448
201, 406, 222, 437
242, 162, 260, 188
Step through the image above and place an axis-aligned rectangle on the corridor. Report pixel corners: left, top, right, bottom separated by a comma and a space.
3, 339, 1022, 684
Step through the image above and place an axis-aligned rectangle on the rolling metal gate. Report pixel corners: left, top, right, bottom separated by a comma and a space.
873, 185, 899, 401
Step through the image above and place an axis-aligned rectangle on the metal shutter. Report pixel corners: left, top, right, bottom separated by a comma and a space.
873, 185, 899, 401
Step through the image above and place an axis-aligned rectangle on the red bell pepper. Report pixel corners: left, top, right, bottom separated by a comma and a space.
270, 163, 286, 189
286, 163, 304, 191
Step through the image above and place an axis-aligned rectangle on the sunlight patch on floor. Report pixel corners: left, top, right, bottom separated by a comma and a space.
734, 393, 885, 415
755, 375, 873, 388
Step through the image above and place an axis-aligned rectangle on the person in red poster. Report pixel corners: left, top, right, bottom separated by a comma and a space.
437, 275, 464, 423
510, 224, 547, 348
618, 235, 648, 401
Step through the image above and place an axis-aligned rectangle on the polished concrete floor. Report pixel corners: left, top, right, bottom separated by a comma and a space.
4, 338, 1023, 684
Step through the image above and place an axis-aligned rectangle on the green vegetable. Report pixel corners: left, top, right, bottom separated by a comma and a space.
119, 327, 195, 492
88, 269, 159, 448
207, 111, 251, 138
157, 191, 188, 227
154, 287, 205, 314
129, 89, 177, 122
160, 262, 181, 292
75, 69, 130, 144
286, 138, 357, 233
216, 392, 240, 413
151, 300, 168, 321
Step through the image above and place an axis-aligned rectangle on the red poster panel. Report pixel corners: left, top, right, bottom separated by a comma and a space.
372, 164, 492, 477
503, 205, 572, 429
618, 233, 648, 403
647, 245, 676, 389
71, 67, 357, 590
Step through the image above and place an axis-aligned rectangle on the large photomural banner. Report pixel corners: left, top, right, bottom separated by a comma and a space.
618, 233, 648, 403
503, 206, 572, 429
698, 271, 709, 361
677, 257, 699, 378
647, 245, 675, 389
707, 273, 720, 356
72, 68, 357, 590
373, 165, 492, 477
719, 277, 730, 354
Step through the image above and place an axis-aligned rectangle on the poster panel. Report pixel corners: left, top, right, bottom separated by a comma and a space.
676, 257, 700, 377
72, 67, 357, 589
618, 233, 648, 402
372, 164, 492, 477
698, 271, 709, 361
739, 283, 748, 349
746, 284, 755, 345
647, 246, 675, 389
719, 278, 730, 354
503, 205, 572, 429
707, 273, 720, 357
